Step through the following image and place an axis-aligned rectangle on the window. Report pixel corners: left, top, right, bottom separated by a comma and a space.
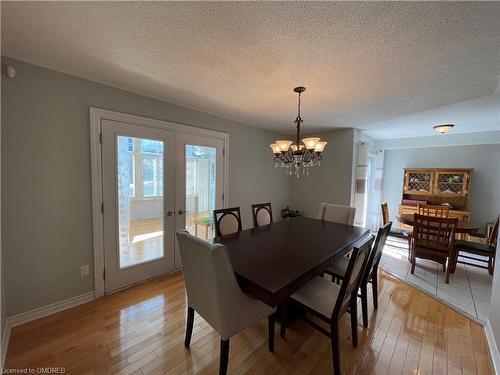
119, 137, 164, 200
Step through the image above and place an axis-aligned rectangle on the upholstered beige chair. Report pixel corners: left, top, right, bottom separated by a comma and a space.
176, 230, 275, 375
318, 202, 356, 225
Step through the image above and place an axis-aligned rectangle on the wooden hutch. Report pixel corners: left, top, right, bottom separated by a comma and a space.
398, 168, 473, 231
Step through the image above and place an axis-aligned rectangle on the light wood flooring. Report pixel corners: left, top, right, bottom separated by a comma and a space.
4, 270, 494, 374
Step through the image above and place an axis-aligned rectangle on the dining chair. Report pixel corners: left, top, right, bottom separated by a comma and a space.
213, 207, 242, 237
417, 204, 450, 217
381, 202, 390, 225
382, 202, 411, 259
325, 221, 392, 327
176, 230, 276, 375
410, 214, 458, 283
282, 236, 374, 375
251, 202, 273, 227
318, 202, 356, 225
454, 216, 499, 275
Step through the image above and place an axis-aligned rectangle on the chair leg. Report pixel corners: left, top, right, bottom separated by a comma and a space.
184, 307, 194, 347
219, 339, 230, 375
442, 262, 446, 272
372, 272, 379, 310
411, 257, 416, 275
280, 301, 288, 338
350, 297, 358, 347
445, 260, 450, 284
360, 285, 368, 328
330, 319, 341, 375
407, 235, 412, 262
488, 255, 494, 276
268, 314, 275, 352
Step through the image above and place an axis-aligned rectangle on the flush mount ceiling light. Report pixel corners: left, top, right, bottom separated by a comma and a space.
270, 87, 327, 178
433, 124, 455, 134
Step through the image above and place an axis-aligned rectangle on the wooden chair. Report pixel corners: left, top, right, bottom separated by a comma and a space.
410, 214, 458, 283
381, 202, 390, 225
454, 216, 499, 275
325, 222, 392, 327
318, 202, 356, 225
213, 207, 242, 237
381, 202, 411, 260
251, 202, 273, 228
177, 230, 276, 375
417, 204, 450, 217
282, 236, 374, 375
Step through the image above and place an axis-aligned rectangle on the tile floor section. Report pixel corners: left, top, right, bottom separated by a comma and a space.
379, 235, 493, 323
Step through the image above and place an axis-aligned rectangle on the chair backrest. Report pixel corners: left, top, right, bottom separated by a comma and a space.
332, 235, 374, 319
251, 202, 273, 228
176, 230, 249, 338
381, 202, 390, 225
488, 216, 499, 249
417, 204, 449, 218
413, 214, 457, 252
362, 222, 392, 284
318, 202, 356, 225
213, 207, 242, 237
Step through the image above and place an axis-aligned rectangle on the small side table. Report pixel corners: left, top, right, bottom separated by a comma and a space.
194, 216, 214, 239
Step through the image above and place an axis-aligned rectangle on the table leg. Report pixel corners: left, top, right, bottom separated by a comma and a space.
195, 223, 198, 237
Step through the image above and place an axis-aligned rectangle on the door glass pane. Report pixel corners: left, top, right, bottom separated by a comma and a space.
185, 145, 216, 240
117, 136, 164, 268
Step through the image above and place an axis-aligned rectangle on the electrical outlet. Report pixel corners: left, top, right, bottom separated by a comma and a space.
80, 264, 90, 277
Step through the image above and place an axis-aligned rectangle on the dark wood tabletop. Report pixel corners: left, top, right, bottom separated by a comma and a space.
212, 217, 370, 306
397, 213, 480, 234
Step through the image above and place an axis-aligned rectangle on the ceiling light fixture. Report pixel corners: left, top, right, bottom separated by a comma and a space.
433, 124, 455, 134
270, 87, 327, 178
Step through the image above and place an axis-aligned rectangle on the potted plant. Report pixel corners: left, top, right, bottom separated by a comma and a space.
281, 206, 304, 219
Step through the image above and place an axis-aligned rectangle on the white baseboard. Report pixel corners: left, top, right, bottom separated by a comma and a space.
484, 319, 500, 373
1, 291, 95, 367
1, 319, 12, 368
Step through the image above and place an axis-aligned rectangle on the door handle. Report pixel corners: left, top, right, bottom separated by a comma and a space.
166, 211, 173, 217
178, 210, 184, 215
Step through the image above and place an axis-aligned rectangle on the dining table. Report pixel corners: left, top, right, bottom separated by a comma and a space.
212, 216, 370, 307
397, 213, 480, 234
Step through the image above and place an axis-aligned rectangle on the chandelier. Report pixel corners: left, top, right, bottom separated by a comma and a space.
270, 87, 327, 177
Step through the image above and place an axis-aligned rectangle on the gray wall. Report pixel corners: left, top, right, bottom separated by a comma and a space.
289, 128, 355, 218
382, 144, 500, 230
1, 57, 290, 316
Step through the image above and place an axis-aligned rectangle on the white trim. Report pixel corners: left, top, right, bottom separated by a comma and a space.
90, 108, 229, 298
1, 291, 95, 366
485, 319, 500, 373
7, 292, 95, 329
1, 320, 10, 368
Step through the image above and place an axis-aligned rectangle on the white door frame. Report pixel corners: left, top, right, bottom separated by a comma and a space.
90, 107, 229, 298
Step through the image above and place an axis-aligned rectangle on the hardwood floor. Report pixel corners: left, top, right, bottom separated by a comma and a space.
5, 270, 494, 374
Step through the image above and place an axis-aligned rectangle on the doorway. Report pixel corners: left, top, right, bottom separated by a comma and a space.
92, 109, 228, 295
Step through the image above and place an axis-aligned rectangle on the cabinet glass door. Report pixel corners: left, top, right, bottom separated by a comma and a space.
434, 171, 468, 196
405, 171, 433, 194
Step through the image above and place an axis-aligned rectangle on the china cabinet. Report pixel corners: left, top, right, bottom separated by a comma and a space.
398, 168, 472, 231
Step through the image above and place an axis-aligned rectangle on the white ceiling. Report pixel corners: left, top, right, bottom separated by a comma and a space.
2, 2, 500, 138
364, 91, 500, 139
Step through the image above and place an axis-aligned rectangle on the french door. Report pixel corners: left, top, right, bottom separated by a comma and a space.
100, 118, 225, 293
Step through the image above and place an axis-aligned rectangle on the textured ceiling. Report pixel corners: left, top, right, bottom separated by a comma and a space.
2, 1, 500, 137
